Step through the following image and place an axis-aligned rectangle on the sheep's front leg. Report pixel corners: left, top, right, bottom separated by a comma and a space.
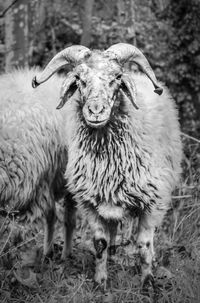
137, 221, 155, 285
136, 208, 164, 285
108, 220, 118, 256
91, 219, 109, 286
61, 193, 77, 260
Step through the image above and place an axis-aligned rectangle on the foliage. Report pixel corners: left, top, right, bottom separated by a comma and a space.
1, 0, 200, 138
157, 0, 200, 136
26, 0, 200, 136
29, 0, 135, 66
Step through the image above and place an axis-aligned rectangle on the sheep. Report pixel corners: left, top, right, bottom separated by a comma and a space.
32, 43, 182, 286
0, 68, 69, 256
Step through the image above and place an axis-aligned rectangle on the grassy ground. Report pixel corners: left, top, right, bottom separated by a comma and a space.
0, 136, 200, 303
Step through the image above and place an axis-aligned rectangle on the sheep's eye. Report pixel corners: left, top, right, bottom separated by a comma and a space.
76, 75, 86, 88
109, 80, 115, 86
116, 74, 122, 80
109, 75, 122, 87
80, 79, 86, 88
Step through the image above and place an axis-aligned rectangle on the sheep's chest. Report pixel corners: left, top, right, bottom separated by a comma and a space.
65, 124, 158, 219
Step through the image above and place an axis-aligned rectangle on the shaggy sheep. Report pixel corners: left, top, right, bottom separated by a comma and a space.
0, 68, 68, 256
32, 43, 182, 285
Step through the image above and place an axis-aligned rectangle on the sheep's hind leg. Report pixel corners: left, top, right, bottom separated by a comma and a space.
43, 206, 56, 256
61, 193, 77, 260
39, 184, 56, 257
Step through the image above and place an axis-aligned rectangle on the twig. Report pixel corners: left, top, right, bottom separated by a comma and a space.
0, 212, 9, 234
67, 280, 85, 302
60, 18, 72, 28
0, 214, 15, 256
181, 132, 200, 144
0, 0, 19, 18
51, 26, 56, 56
175, 205, 200, 233
0, 230, 42, 258
172, 195, 192, 199
36, 293, 44, 303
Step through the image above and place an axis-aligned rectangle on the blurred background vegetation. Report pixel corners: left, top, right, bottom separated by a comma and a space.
0, 2, 200, 301
0, 0, 200, 138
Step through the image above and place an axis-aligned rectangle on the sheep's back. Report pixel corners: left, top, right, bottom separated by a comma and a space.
128, 74, 182, 178
0, 69, 67, 212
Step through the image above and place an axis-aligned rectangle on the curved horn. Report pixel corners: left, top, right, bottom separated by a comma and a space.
32, 45, 91, 88
105, 43, 163, 95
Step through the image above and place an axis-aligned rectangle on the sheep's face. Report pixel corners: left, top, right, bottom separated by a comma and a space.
79, 62, 123, 128
57, 53, 137, 128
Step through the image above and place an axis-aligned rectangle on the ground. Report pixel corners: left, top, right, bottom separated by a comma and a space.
0, 136, 200, 303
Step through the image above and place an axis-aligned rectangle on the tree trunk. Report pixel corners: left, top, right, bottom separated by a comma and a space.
117, 0, 136, 45
81, 0, 94, 47
28, 0, 46, 62
5, 0, 28, 71
28, 0, 46, 37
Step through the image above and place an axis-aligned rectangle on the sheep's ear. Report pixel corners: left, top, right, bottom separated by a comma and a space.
120, 75, 139, 110
56, 75, 77, 109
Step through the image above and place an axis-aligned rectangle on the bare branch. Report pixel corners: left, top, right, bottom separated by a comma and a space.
0, 0, 19, 18
181, 132, 200, 144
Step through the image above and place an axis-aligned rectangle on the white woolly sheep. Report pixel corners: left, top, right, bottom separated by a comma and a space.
0, 68, 68, 256
32, 44, 182, 286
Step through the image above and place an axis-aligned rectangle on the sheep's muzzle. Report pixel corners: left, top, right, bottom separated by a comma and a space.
82, 98, 112, 128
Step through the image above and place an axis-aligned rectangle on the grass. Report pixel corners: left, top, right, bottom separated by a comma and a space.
0, 137, 200, 303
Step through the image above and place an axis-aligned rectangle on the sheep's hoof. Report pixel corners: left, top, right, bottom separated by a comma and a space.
108, 245, 116, 256
61, 254, 66, 261
61, 250, 72, 261
43, 248, 54, 261
94, 271, 107, 290
142, 273, 155, 293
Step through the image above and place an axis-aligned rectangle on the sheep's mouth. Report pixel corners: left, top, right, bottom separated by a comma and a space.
86, 119, 108, 128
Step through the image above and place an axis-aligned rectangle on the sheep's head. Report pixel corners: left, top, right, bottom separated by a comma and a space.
32, 43, 163, 129
57, 55, 137, 128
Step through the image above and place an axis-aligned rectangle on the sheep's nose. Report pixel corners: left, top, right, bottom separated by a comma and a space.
88, 104, 105, 115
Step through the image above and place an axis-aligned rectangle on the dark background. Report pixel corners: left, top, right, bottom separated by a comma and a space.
0, 0, 200, 137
